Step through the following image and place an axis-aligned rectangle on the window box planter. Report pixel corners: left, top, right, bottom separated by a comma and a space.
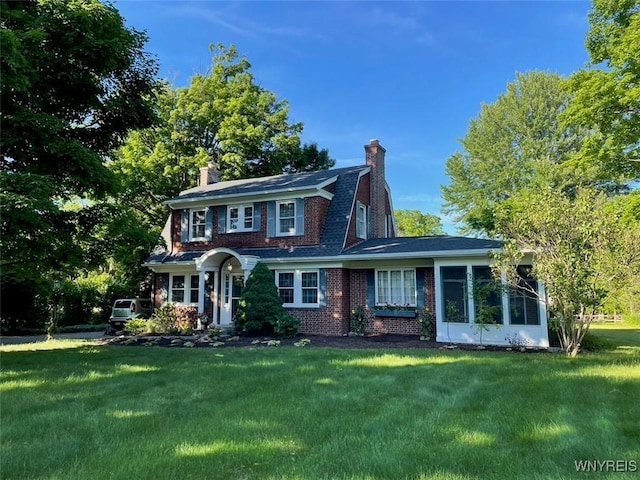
372, 309, 416, 318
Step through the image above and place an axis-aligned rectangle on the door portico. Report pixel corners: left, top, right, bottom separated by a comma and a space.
195, 249, 259, 327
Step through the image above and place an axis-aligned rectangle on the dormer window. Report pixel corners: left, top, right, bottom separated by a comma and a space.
356, 201, 367, 239
228, 204, 253, 232
277, 201, 296, 236
190, 209, 206, 240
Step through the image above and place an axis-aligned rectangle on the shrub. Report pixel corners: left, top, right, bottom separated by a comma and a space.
274, 312, 300, 338
124, 319, 150, 336
149, 304, 196, 334
350, 306, 367, 334
417, 309, 434, 338
235, 262, 298, 336
580, 332, 613, 352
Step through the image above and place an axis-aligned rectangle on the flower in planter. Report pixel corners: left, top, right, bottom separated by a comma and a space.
378, 302, 415, 312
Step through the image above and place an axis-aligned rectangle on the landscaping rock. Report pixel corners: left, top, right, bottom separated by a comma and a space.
183, 341, 195, 348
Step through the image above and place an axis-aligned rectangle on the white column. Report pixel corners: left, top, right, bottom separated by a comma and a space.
212, 269, 220, 326
198, 271, 206, 315
501, 268, 510, 325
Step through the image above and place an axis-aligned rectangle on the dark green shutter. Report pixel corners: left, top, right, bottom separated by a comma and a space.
416, 268, 425, 309
205, 207, 214, 240
267, 201, 276, 237
180, 210, 189, 242
218, 206, 226, 234
253, 203, 261, 232
159, 273, 169, 305
366, 269, 375, 308
295, 198, 305, 236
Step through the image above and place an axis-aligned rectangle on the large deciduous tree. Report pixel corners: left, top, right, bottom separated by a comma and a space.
0, 0, 158, 329
394, 210, 444, 236
1, 0, 158, 278
494, 188, 637, 357
441, 71, 594, 235
563, 0, 640, 180
111, 44, 334, 229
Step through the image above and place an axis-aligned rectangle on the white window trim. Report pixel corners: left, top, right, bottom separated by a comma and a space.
374, 268, 417, 307
189, 209, 207, 241
275, 269, 319, 308
434, 259, 547, 327
227, 204, 253, 233
356, 202, 367, 239
276, 200, 296, 237
169, 273, 199, 306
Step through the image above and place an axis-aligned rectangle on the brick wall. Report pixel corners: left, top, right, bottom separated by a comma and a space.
289, 268, 350, 335
348, 267, 436, 336
365, 140, 387, 238
173, 196, 331, 251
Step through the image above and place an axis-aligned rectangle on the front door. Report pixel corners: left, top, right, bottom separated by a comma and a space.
220, 272, 244, 325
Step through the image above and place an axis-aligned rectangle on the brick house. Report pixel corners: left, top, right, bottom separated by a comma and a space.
144, 140, 549, 347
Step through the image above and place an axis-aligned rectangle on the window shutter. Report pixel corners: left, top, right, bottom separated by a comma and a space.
180, 210, 189, 242
295, 198, 305, 236
318, 269, 327, 308
356, 201, 363, 239
416, 267, 425, 310
367, 206, 372, 239
267, 201, 275, 237
159, 273, 169, 304
205, 207, 214, 240
218, 206, 226, 234
253, 203, 261, 232
366, 269, 375, 308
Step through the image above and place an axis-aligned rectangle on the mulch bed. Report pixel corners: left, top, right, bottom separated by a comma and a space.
100, 333, 546, 352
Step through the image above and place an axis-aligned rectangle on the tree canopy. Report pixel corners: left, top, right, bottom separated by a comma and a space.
394, 210, 444, 236
563, 0, 640, 180
441, 71, 594, 236
494, 187, 639, 356
0, 0, 158, 283
110, 44, 335, 229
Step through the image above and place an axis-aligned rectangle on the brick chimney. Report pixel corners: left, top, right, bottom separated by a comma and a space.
199, 164, 221, 186
364, 139, 386, 238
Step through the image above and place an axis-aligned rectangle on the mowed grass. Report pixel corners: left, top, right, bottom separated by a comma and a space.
1, 333, 639, 480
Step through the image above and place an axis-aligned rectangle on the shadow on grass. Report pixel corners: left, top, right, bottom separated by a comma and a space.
2, 345, 639, 479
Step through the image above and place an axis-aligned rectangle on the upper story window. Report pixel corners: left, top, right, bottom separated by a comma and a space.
190, 209, 206, 241
356, 201, 367, 239
266, 199, 304, 238
228, 204, 253, 232
376, 269, 416, 307
277, 201, 296, 236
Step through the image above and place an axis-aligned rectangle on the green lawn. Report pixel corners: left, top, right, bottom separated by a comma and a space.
1, 333, 639, 480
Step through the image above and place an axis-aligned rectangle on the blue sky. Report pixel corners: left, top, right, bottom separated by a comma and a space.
115, 0, 592, 233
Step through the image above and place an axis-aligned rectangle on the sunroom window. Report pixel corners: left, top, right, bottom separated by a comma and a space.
509, 266, 540, 325
441, 266, 468, 323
